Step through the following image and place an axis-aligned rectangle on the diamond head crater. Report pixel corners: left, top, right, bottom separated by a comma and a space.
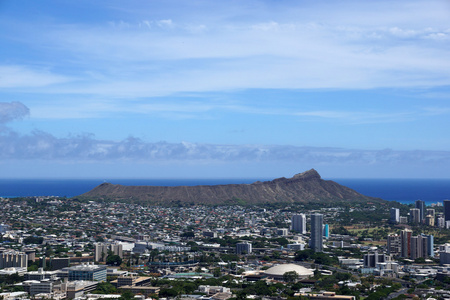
79, 169, 384, 206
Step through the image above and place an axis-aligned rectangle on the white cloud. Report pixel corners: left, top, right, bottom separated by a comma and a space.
0, 65, 70, 88
2, 0, 443, 98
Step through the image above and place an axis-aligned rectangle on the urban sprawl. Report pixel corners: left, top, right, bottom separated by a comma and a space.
1, 197, 450, 300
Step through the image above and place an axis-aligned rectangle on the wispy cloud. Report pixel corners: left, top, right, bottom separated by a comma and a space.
2, 1, 449, 96
0, 65, 70, 88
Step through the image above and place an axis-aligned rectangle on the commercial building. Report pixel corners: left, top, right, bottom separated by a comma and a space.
64, 281, 98, 299
291, 214, 306, 234
67, 263, 107, 282
22, 280, 53, 296
363, 253, 389, 268
310, 213, 323, 252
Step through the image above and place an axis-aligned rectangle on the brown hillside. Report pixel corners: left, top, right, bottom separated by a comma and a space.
79, 169, 381, 205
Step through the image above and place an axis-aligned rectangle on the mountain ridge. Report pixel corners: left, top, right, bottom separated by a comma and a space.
78, 169, 383, 205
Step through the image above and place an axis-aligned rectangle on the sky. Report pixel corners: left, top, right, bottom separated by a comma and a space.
0, 0, 450, 179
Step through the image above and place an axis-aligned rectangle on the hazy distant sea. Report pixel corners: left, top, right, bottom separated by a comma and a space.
0, 178, 449, 205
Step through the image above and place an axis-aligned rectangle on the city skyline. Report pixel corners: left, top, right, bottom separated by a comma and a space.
1, 0, 450, 179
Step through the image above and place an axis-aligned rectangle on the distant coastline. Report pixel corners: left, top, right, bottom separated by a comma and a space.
0, 178, 449, 205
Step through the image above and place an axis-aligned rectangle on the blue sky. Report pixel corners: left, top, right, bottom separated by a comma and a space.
1, 0, 450, 179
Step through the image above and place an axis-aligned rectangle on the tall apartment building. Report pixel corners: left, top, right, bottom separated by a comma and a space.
94, 243, 123, 262
425, 234, 434, 257
400, 229, 412, 258
0, 251, 28, 269
387, 234, 401, 256
410, 236, 427, 260
444, 200, 450, 222
401, 233, 433, 260
236, 242, 252, 255
426, 208, 435, 218
415, 200, 425, 222
409, 208, 421, 224
390, 208, 400, 223
310, 213, 323, 252
425, 215, 435, 227
291, 214, 306, 234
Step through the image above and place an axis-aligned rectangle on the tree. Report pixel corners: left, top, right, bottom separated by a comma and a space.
106, 254, 122, 266
213, 267, 221, 277
283, 271, 299, 283
119, 290, 135, 300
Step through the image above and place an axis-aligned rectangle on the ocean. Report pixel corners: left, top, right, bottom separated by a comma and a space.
0, 178, 449, 205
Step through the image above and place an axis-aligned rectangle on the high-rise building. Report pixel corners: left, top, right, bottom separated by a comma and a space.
400, 229, 412, 258
444, 200, 450, 222
95, 243, 123, 262
310, 213, 323, 252
410, 235, 430, 260
387, 234, 401, 256
437, 217, 446, 228
291, 214, 306, 234
236, 242, 252, 255
390, 208, 400, 223
425, 215, 435, 227
426, 208, 435, 218
0, 251, 28, 268
409, 208, 421, 224
410, 236, 424, 260
423, 234, 434, 257
415, 200, 425, 222
323, 224, 329, 239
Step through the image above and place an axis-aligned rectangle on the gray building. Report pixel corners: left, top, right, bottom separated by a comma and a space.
67, 263, 107, 282
387, 234, 401, 256
291, 214, 306, 234
444, 200, 450, 222
94, 243, 123, 262
409, 208, 421, 224
415, 200, 425, 222
236, 242, 252, 255
364, 252, 388, 268
0, 251, 28, 269
390, 208, 400, 223
310, 213, 323, 252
